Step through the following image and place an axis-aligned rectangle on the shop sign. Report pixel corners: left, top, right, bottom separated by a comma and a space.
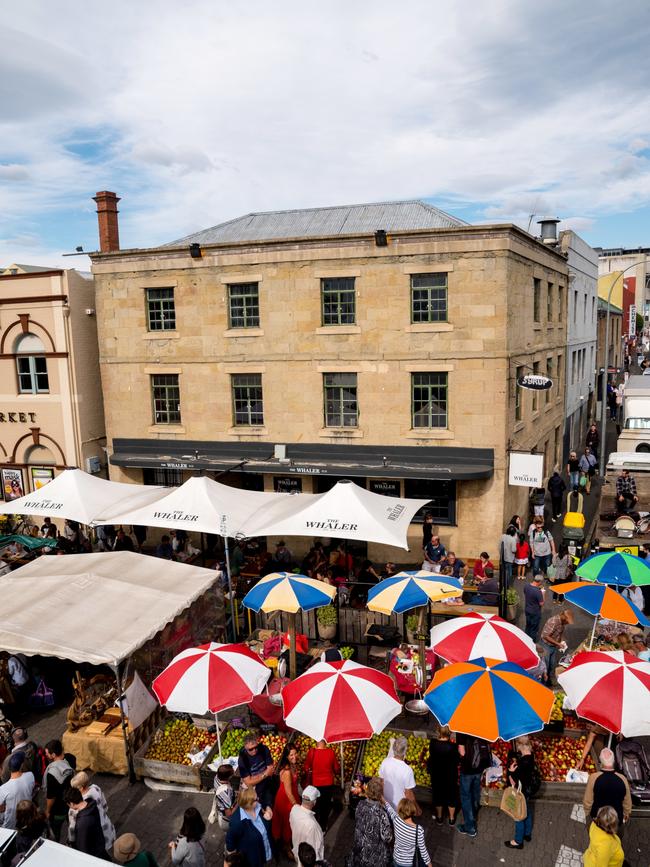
161, 461, 192, 469
1, 468, 24, 500
369, 479, 400, 497
289, 466, 324, 474
0, 411, 37, 423
615, 544, 639, 556
508, 452, 544, 487
516, 374, 553, 391
629, 304, 637, 338
151, 509, 199, 522
30, 467, 54, 490
273, 476, 302, 493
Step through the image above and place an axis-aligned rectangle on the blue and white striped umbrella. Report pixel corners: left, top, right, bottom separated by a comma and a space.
367, 570, 462, 615
242, 572, 336, 613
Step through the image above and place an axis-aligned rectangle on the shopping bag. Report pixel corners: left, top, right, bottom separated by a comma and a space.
28, 678, 55, 709
499, 783, 527, 821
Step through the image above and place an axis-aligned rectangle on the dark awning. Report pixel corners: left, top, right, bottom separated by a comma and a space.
110, 438, 494, 481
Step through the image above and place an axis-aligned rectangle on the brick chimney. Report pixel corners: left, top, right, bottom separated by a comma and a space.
93, 191, 120, 252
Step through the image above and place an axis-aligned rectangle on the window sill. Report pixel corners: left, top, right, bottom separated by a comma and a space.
223, 328, 264, 338
318, 427, 364, 438
404, 322, 454, 333
143, 331, 180, 340
147, 424, 186, 434
404, 429, 455, 440
226, 426, 268, 436
316, 325, 361, 335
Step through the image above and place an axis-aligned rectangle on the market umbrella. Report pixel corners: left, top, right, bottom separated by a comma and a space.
367, 570, 463, 687
557, 650, 650, 737
575, 551, 650, 587
552, 580, 650, 648
423, 657, 554, 741
242, 572, 336, 679
152, 642, 271, 756
429, 611, 540, 669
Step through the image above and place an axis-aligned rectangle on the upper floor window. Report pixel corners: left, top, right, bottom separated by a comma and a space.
533, 278, 541, 322
146, 287, 175, 331
228, 283, 260, 329
411, 372, 448, 428
558, 285, 564, 322
547, 283, 554, 321
231, 374, 264, 426
321, 277, 355, 325
143, 468, 183, 486
410, 273, 448, 323
15, 333, 49, 394
323, 372, 358, 427
151, 374, 181, 424
515, 365, 524, 421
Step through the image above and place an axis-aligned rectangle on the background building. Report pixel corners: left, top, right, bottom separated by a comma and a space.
597, 247, 650, 327
0, 266, 106, 500
90, 195, 568, 562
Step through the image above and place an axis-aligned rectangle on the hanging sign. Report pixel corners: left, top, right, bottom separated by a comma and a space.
517, 374, 553, 390
508, 452, 544, 487
629, 304, 637, 338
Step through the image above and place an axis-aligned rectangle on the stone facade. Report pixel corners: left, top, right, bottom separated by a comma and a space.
91, 222, 568, 563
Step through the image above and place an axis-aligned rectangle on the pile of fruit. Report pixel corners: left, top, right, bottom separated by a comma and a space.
260, 732, 288, 763
486, 734, 597, 787
217, 728, 288, 764
550, 692, 564, 722
293, 734, 359, 781
144, 718, 216, 766
361, 731, 429, 787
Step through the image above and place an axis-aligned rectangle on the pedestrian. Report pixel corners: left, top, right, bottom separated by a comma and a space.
238, 733, 275, 808
43, 739, 75, 841
530, 487, 546, 519
169, 807, 206, 866
472, 552, 494, 580
621, 583, 645, 612
507, 515, 523, 533
378, 736, 420, 813
455, 734, 492, 838
226, 788, 273, 867
422, 512, 434, 548
583, 748, 632, 829
547, 469, 567, 522
0, 727, 38, 784
586, 424, 599, 461
500, 526, 517, 588
303, 739, 339, 831
439, 551, 469, 582
422, 535, 446, 571
274, 540, 293, 568
540, 609, 574, 685
608, 386, 618, 422
113, 528, 135, 552
69, 770, 115, 853
132, 525, 147, 552
298, 841, 331, 867
40, 517, 57, 539
0, 753, 35, 830
8, 800, 51, 865
523, 575, 545, 642
528, 646, 548, 683
583, 805, 625, 867
515, 533, 531, 580
579, 448, 597, 494
503, 736, 539, 850
471, 567, 499, 606
113, 832, 159, 866
426, 725, 459, 825
212, 764, 236, 828
347, 777, 392, 867
615, 468, 638, 515
566, 450, 580, 491
528, 518, 555, 576
155, 534, 174, 559
383, 798, 432, 867
290, 787, 324, 865
550, 544, 571, 602
64, 787, 110, 860
272, 747, 300, 857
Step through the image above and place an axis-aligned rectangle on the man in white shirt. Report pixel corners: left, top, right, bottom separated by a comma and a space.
378, 736, 421, 814
0, 752, 35, 829
290, 786, 324, 866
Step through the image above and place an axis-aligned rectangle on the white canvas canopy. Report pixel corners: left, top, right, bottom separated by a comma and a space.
100, 474, 283, 535
237, 479, 430, 549
20, 839, 109, 865
0, 551, 218, 665
0, 468, 168, 525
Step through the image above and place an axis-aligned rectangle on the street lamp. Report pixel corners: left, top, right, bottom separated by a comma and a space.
599, 260, 649, 476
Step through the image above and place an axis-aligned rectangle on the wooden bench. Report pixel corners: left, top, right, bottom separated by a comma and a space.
429, 602, 498, 619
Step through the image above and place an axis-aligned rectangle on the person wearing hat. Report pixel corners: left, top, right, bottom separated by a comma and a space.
114, 832, 159, 865
523, 574, 545, 642
290, 786, 324, 866
0, 752, 35, 829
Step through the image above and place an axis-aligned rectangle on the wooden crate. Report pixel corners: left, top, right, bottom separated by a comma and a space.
133, 718, 221, 788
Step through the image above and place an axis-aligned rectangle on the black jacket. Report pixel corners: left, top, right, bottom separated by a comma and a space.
73, 800, 109, 860
548, 474, 566, 498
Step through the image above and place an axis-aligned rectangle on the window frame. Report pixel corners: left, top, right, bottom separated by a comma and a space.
323, 372, 358, 427
227, 282, 260, 329
16, 354, 49, 394
231, 373, 264, 426
410, 273, 448, 324
410, 372, 449, 429
533, 278, 541, 323
404, 478, 456, 526
547, 282, 554, 322
145, 287, 176, 331
150, 374, 181, 425
515, 365, 524, 421
321, 277, 356, 326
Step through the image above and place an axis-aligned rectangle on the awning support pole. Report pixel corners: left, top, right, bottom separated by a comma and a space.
221, 516, 238, 641
113, 661, 136, 784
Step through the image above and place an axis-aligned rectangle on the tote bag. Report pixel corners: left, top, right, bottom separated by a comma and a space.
500, 783, 527, 822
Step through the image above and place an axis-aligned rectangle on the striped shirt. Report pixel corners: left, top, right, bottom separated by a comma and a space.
385, 803, 430, 866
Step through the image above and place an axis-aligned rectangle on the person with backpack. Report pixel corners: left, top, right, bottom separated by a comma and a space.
547, 470, 566, 522
503, 736, 540, 850
0, 728, 39, 784
528, 518, 555, 577
43, 739, 75, 841
579, 448, 597, 494
65, 787, 110, 860
455, 734, 491, 838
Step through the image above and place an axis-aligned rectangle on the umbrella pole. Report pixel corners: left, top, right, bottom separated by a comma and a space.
607, 732, 613, 749
221, 519, 237, 641
289, 611, 297, 680
417, 605, 427, 689
112, 662, 136, 784
340, 741, 345, 791
215, 711, 222, 758
588, 615, 598, 651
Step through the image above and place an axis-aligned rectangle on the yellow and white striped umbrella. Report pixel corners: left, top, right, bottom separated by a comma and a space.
367, 570, 462, 615
242, 571, 336, 613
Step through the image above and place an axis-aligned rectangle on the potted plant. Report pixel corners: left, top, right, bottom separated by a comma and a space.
317, 604, 338, 639
406, 614, 419, 644
506, 588, 519, 622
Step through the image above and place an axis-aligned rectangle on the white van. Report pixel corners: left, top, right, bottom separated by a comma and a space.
618, 375, 650, 452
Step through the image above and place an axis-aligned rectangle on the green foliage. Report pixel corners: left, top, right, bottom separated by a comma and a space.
316, 604, 338, 625
406, 614, 419, 632
506, 588, 519, 605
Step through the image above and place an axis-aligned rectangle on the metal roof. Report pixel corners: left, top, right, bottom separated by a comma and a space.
165, 200, 467, 246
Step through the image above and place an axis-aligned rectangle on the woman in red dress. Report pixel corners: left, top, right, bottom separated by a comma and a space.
272, 745, 300, 858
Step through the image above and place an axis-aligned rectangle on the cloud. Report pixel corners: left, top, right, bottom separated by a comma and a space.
0, 164, 29, 181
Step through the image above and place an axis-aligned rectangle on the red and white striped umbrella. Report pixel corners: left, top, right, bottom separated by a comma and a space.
281, 659, 401, 742
430, 611, 539, 669
557, 650, 650, 737
152, 642, 271, 714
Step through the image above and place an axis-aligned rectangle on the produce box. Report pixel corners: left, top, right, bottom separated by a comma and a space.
134, 717, 219, 788
293, 734, 359, 784
358, 728, 432, 803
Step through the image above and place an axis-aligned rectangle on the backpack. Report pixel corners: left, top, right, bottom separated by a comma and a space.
470, 739, 492, 772
30, 744, 47, 786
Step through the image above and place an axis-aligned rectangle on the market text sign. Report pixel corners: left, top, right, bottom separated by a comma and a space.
0, 412, 37, 423
517, 374, 553, 391
509, 452, 544, 487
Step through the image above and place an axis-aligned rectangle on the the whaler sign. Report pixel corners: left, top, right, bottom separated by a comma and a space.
509, 452, 544, 488
517, 374, 553, 391
23, 499, 64, 511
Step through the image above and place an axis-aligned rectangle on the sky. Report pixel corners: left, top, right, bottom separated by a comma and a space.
2, 0, 650, 269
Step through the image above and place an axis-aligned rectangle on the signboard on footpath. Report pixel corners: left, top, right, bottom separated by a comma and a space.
508, 452, 544, 487
629, 304, 637, 338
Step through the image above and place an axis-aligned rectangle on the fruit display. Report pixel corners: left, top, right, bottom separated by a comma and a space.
293, 734, 359, 781
144, 718, 216, 766
550, 691, 564, 722
217, 728, 288, 764
361, 730, 430, 787
260, 733, 288, 764
486, 734, 596, 787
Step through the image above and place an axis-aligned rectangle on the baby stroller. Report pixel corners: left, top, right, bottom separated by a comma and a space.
615, 738, 650, 804
562, 490, 586, 558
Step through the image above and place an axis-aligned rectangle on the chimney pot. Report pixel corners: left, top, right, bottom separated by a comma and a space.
536, 216, 561, 245
93, 190, 120, 252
